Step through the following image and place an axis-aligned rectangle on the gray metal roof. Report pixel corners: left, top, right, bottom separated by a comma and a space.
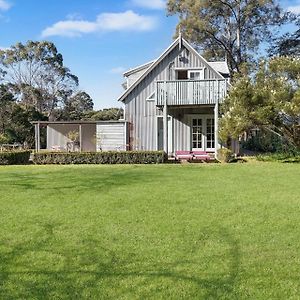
123, 60, 155, 77
207, 61, 230, 74
32, 120, 127, 125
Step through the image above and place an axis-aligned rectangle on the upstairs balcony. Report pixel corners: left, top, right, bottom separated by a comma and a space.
156, 79, 229, 106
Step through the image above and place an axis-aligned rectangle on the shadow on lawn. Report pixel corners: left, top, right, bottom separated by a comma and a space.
0, 221, 241, 299
0, 167, 157, 194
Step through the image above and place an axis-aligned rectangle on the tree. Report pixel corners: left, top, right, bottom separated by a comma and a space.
167, 0, 293, 74
219, 56, 300, 149
87, 108, 124, 121
0, 84, 15, 134
60, 91, 94, 120
5, 104, 47, 147
270, 20, 300, 57
0, 41, 79, 118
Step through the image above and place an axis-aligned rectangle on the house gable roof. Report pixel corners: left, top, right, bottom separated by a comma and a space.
207, 61, 230, 75
123, 60, 154, 77
118, 37, 225, 102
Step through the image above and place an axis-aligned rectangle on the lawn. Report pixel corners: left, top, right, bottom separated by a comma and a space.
0, 163, 300, 299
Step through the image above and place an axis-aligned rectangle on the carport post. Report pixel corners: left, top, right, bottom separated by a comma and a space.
35, 122, 41, 152
79, 124, 82, 152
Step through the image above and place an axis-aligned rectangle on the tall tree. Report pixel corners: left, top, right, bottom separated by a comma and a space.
0, 41, 79, 117
0, 84, 15, 135
270, 20, 300, 57
59, 91, 94, 120
167, 0, 293, 74
219, 56, 300, 148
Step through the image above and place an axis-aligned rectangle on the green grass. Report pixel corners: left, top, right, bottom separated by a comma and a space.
0, 163, 300, 299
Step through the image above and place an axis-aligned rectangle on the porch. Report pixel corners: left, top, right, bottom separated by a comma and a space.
157, 106, 220, 158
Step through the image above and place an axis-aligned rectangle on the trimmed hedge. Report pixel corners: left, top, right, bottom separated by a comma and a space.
0, 151, 31, 165
32, 151, 167, 165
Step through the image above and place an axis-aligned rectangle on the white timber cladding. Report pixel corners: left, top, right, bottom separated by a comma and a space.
96, 122, 127, 151
123, 40, 224, 152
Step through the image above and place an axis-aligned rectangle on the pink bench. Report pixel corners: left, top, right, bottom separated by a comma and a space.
192, 151, 211, 161
175, 151, 212, 162
175, 151, 193, 161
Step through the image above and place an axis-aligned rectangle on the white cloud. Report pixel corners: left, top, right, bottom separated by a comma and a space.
110, 67, 126, 74
42, 10, 158, 38
131, 0, 166, 10
287, 4, 300, 13
0, 0, 11, 11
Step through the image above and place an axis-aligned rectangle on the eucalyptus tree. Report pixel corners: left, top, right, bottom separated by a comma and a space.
0, 41, 79, 117
270, 20, 300, 57
219, 57, 300, 148
167, 0, 293, 75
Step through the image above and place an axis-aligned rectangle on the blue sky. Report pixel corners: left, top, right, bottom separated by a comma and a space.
0, 0, 299, 109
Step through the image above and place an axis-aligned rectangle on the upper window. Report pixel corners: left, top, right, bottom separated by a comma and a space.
175, 69, 205, 80
188, 69, 204, 80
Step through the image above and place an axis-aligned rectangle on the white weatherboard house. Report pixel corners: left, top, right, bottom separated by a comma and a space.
34, 35, 230, 157
118, 35, 230, 156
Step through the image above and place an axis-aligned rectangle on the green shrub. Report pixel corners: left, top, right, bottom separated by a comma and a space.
257, 151, 300, 163
0, 151, 31, 165
217, 148, 234, 163
32, 151, 167, 165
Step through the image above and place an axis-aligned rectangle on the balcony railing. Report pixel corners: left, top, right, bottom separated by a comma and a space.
156, 79, 228, 106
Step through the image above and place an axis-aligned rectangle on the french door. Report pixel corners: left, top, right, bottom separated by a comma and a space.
191, 116, 215, 151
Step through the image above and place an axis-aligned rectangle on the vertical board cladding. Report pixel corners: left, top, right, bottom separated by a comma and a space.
124, 42, 222, 151
96, 122, 127, 151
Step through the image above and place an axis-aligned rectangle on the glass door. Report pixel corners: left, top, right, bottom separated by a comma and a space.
192, 118, 204, 150
191, 116, 215, 151
206, 117, 215, 151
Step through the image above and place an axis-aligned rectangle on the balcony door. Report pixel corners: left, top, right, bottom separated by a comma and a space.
191, 116, 215, 151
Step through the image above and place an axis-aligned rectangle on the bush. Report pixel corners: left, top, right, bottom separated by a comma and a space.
217, 148, 234, 163
0, 151, 31, 165
257, 151, 300, 163
32, 151, 167, 165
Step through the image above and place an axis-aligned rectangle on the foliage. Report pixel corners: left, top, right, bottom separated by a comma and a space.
0, 133, 9, 144
87, 107, 124, 121
270, 20, 300, 56
67, 130, 79, 142
32, 151, 167, 165
0, 84, 15, 134
217, 148, 234, 163
58, 91, 94, 120
0, 41, 79, 117
220, 56, 300, 148
241, 129, 285, 153
0, 151, 31, 165
6, 104, 47, 148
256, 151, 300, 163
167, 0, 292, 74
1, 164, 300, 298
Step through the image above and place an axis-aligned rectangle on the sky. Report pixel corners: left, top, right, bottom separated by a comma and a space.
0, 0, 299, 109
